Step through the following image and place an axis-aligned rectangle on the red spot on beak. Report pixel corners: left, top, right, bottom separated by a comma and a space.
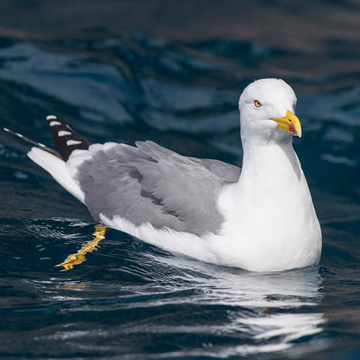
289, 124, 297, 136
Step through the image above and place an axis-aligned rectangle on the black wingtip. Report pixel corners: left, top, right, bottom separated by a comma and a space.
46, 115, 91, 161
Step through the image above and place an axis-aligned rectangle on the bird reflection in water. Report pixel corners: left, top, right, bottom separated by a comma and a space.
208, 266, 325, 355
56, 224, 109, 271
143, 257, 326, 356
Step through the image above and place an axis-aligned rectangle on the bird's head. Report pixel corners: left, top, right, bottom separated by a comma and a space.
239, 79, 301, 143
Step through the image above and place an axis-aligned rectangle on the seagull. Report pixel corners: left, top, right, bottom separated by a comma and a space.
5, 78, 322, 272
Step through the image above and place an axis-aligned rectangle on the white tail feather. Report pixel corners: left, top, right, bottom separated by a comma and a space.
28, 147, 85, 204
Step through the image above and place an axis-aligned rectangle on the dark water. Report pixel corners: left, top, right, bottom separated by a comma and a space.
1, 1, 360, 359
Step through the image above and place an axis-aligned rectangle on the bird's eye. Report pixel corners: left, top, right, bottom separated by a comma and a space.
254, 100, 262, 108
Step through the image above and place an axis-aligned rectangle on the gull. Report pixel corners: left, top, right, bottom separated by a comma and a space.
5, 78, 322, 271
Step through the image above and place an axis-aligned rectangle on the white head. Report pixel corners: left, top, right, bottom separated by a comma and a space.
239, 79, 301, 144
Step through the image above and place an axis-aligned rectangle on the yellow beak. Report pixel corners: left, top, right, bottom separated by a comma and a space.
271, 109, 302, 138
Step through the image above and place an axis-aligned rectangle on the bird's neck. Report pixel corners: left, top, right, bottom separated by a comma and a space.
240, 137, 302, 186
218, 137, 306, 217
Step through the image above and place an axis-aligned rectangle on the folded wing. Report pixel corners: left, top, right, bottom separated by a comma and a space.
70, 141, 240, 236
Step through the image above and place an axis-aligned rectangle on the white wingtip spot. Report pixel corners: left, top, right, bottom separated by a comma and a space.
3, 128, 10, 132
46, 115, 57, 120
67, 140, 82, 146
49, 121, 61, 127
58, 130, 72, 137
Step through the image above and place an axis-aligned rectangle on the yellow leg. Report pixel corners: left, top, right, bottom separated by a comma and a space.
56, 224, 110, 271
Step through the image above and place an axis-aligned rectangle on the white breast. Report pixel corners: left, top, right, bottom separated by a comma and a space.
211, 141, 322, 271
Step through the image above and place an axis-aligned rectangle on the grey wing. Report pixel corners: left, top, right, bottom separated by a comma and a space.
188, 157, 240, 183
71, 141, 240, 236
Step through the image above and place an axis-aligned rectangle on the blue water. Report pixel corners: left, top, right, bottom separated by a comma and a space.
1, 1, 360, 359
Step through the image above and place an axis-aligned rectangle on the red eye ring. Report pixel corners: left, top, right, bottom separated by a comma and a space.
254, 100, 262, 108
